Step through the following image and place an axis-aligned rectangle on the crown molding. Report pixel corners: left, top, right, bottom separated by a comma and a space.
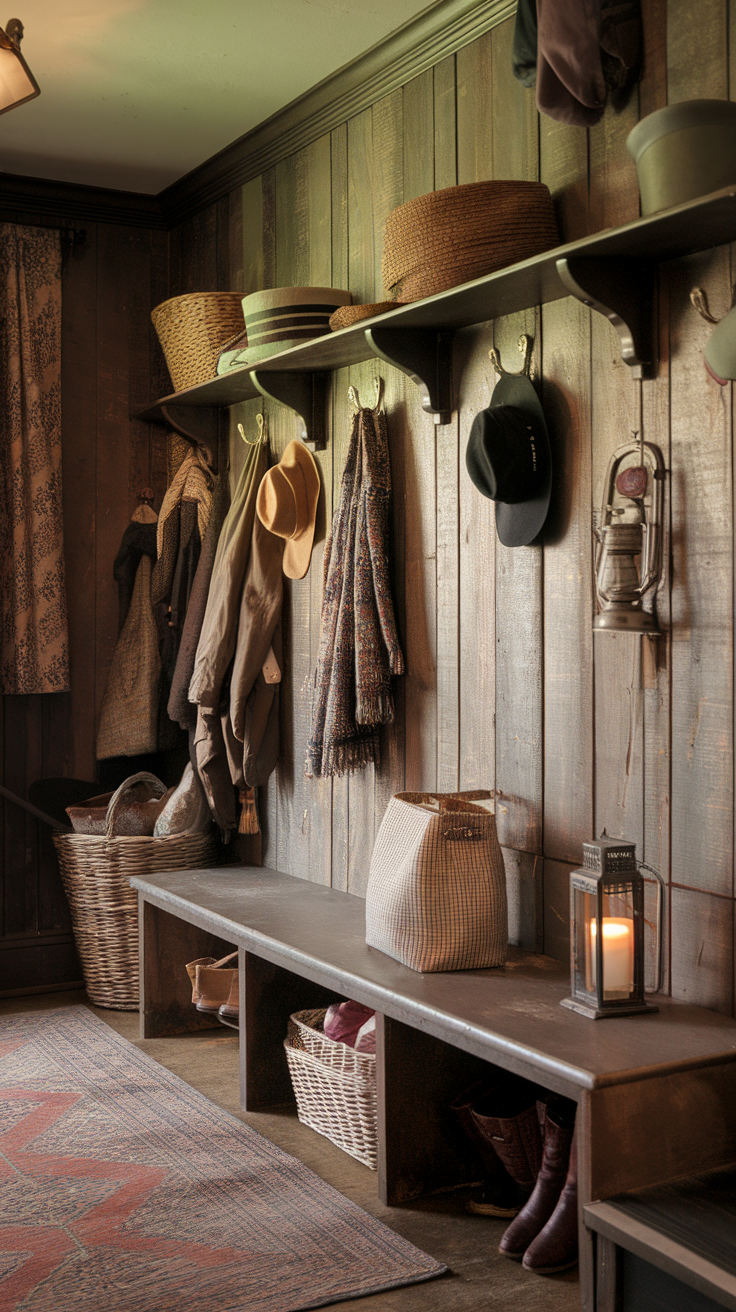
0, 171, 166, 229
160, 0, 516, 226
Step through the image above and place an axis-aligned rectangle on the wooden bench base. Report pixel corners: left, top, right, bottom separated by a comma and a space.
133, 866, 736, 1312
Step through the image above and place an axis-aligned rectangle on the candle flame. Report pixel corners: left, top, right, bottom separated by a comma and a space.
590, 920, 631, 940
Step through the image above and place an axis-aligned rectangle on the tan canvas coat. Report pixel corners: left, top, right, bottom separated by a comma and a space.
189, 438, 284, 831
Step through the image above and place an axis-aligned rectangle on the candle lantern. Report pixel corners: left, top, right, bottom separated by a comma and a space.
561, 834, 659, 1020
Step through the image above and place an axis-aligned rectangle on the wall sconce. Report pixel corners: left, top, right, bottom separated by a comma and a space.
561, 834, 663, 1020
0, 19, 39, 116
593, 434, 665, 634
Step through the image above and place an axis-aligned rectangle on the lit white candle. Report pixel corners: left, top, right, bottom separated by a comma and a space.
590, 918, 634, 997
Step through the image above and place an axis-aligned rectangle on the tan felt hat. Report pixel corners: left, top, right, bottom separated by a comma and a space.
256, 440, 321, 580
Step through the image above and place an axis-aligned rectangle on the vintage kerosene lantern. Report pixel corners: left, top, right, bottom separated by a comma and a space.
561, 834, 659, 1020
593, 434, 665, 633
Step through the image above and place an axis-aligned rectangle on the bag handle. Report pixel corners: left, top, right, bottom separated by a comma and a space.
105, 772, 168, 840
211, 951, 238, 969
395, 790, 494, 814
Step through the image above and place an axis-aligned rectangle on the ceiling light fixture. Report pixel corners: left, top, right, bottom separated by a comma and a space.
0, 19, 39, 116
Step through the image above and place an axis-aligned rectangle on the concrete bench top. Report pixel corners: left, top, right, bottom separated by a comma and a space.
131, 864, 736, 1100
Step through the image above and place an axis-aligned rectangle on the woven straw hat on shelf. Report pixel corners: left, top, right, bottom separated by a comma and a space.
381, 181, 560, 303
329, 301, 397, 331
151, 292, 245, 393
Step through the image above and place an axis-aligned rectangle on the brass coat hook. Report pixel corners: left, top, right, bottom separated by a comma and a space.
348, 376, 384, 413
489, 333, 534, 378
237, 413, 267, 446
690, 283, 736, 324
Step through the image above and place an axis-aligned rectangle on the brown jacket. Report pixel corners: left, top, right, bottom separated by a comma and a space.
227, 514, 284, 789
188, 438, 267, 711
191, 453, 284, 831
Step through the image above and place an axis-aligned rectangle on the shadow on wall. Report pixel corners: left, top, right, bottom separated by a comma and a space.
539, 378, 578, 547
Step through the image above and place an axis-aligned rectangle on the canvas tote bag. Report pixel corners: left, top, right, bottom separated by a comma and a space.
365, 791, 507, 972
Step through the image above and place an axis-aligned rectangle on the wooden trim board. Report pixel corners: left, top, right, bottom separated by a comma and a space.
0, 171, 166, 228
585, 1201, 736, 1311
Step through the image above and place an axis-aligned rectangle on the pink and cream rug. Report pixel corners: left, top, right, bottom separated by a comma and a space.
0, 1007, 446, 1310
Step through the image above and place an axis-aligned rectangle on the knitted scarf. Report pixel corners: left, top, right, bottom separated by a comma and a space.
306, 405, 403, 778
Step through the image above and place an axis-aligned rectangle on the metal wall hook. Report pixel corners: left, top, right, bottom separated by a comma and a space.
348, 376, 384, 413
690, 287, 720, 324
237, 413, 267, 446
489, 333, 534, 379
690, 283, 736, 324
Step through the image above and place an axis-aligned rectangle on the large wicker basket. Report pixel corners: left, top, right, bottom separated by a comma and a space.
284, 1009, 377, 1169
151, 292, 245, 392
53, 773, 217, 1011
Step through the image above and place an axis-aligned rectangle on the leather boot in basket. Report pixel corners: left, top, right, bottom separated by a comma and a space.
185, 952, 238, 1014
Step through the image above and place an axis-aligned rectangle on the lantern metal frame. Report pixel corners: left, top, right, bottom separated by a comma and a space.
561, 835, 659, 1020
593, 436, 665, 634
0, 20, 40, 116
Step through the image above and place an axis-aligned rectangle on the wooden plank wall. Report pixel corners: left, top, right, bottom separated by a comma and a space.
0, 223, 169, 993
5, 0, 734, 1016
160, 0, 736, 1012
158, 0, 729, 1012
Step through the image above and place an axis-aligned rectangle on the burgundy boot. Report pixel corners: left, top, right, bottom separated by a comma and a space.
498, 1098, 575, 1261
468, 1080, 543, 1212
522, 1131, 578, 1274
451, 1079, 532, 1217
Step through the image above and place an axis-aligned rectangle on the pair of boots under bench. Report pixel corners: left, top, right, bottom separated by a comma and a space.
185, 952, 239, 1029
452, 1074, 578, 1274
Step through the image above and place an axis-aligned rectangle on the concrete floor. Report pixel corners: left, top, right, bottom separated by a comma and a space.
1, 989, 579, 1312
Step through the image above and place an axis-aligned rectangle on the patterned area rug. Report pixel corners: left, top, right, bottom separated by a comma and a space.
0, 1007, 447, 1310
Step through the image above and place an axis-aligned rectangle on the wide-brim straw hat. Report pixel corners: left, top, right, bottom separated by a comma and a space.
241, 286, 351, 363
382, 181, 559, 302
329, 301, 397, 331
256, 440, 321, 579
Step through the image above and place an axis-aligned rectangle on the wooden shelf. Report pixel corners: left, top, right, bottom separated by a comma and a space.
139, 185, 736, 440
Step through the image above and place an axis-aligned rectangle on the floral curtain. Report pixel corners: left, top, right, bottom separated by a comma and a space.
0, 224, 69, 694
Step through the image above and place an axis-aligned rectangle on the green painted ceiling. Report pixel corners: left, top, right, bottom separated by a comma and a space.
0, 0, 437, 192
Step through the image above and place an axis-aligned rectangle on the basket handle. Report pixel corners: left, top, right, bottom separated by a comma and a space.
395, 790, 494, 811
105, 772, 168, 840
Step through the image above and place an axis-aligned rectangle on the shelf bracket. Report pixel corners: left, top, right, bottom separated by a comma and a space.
250, 371, 328, 450
365, 327, 453, 424
556, 257, 656, 379
157, 403, 220, 469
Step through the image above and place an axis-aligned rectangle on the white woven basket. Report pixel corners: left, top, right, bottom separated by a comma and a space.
284, 1008, 377, 1169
